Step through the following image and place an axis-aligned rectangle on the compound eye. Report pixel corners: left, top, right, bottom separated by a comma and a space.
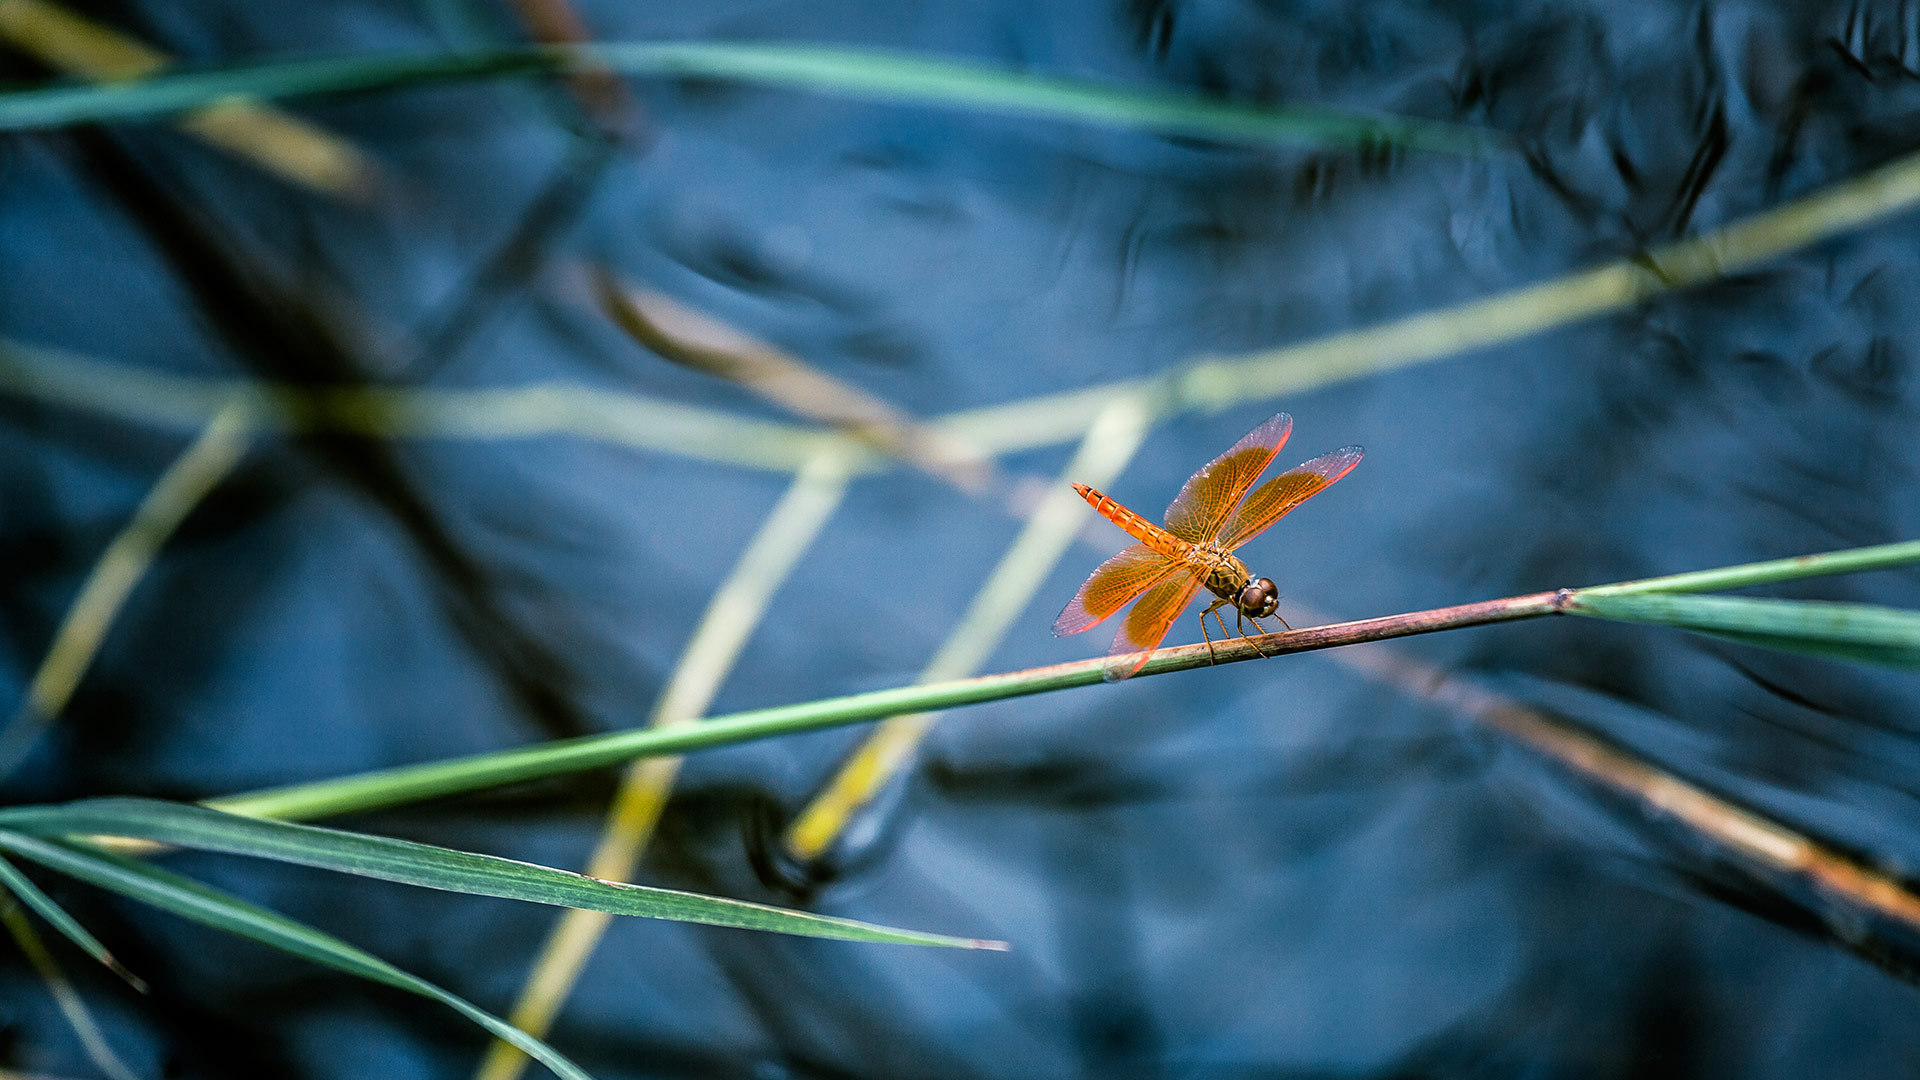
1240, 578, 1279, 618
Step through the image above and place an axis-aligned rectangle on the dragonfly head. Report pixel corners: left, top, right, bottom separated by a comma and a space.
1237, 577, 1278, 620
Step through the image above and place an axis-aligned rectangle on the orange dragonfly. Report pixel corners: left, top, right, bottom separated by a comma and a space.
1054, 413, 1362, 681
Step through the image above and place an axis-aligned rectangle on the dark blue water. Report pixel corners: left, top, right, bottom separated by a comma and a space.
4, 1, 1920, 1076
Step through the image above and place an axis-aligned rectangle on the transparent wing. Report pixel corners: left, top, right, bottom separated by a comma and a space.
1162, 413, 1293, 543
1218, 446, 1364, 552
1053, 544, 1181, 636
1103, 567, 1206, 681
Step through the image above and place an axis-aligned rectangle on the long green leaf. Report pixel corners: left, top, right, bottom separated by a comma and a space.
0, 852, 144, 991
0, 42, 1504, 155
1565, 592, 1920, 668
0, 799, 998, 949
0, 831, 593, 1080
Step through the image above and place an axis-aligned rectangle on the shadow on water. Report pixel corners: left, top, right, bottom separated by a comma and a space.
3, 0, 1920, 1077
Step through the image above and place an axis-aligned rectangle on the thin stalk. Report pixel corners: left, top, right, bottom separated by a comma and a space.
196, 539, 1920, 826
208, 591, 1559, 823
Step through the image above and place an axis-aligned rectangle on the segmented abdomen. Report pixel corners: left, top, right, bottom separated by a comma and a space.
1073, 483, 1189, 559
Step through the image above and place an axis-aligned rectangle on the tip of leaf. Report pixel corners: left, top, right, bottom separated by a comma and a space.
110, 959, 150, 994
971, 938, 1012, 952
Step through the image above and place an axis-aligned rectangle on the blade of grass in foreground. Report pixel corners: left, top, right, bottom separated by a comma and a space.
0, 799, 997, 949
203, 539, 1920, 824
1565, 592, 1920, 669
0, 851, 143, 990
0, 832, 595, 1080
0, 42, 1504, 155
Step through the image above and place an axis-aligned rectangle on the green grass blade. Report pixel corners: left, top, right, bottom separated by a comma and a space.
0, 798, 997, 949
0, 42, 1505, 155
0, 832, 594, 1080
1565, 592, 1920, 669
0, 852, 144, 992
1573, 539, 1920, 597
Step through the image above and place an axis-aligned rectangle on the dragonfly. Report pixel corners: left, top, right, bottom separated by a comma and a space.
1054, 413, 1362, 681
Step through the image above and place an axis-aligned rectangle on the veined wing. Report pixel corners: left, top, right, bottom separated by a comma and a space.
1053, 544, 1181, 636
1218, 446, 1364, 552
1103, 566, 1206, 681
1162, 413, 1293, 543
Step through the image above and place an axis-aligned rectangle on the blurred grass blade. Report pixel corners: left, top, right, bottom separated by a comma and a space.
1325, 615, 1920, 954
0, 831, 595, 1080
1565, 593, 1920, 669
0, 797, 997, 949
0, 0, 376, 194
0, 41, 1504, 155
0, 852, 143, 991
784, 395, 1154, 861
590, 43, 1500, 154
0, 398, 253, 777
0, 893, 140, 1080
498, 0, 640, 138
0, 336, 834, 473
941, 146, 1920, 456
477, 444, 863, 1080
596, 273, 992, 492
5, 141, 1920, 477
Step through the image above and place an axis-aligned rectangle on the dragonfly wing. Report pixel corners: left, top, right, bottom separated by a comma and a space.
1104, 567, 1206, 681
1218, 446, 1364, 552
1054, 544, 1181, 636
1162, 413, 1293, 543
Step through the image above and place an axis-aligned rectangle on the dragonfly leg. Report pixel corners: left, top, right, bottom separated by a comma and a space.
1237, 612, 1273, 658
1198, 599, 1230, 664
1212, 607, 1236, 652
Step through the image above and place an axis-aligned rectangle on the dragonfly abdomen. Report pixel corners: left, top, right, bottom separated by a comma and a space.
1072, 483, 1188, 559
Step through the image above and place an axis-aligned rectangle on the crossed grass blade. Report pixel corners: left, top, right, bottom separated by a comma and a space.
0, 831, 597, 1080
0, 851, 143, 990
0, 798, 999, 949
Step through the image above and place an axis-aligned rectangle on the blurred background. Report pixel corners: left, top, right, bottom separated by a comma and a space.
3, 0, 1920, 1076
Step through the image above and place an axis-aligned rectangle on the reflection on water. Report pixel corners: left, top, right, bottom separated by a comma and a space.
2, 1, 1919, 1077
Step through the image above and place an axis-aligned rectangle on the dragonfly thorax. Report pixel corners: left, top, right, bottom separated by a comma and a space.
1202, 552, 1278, 619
